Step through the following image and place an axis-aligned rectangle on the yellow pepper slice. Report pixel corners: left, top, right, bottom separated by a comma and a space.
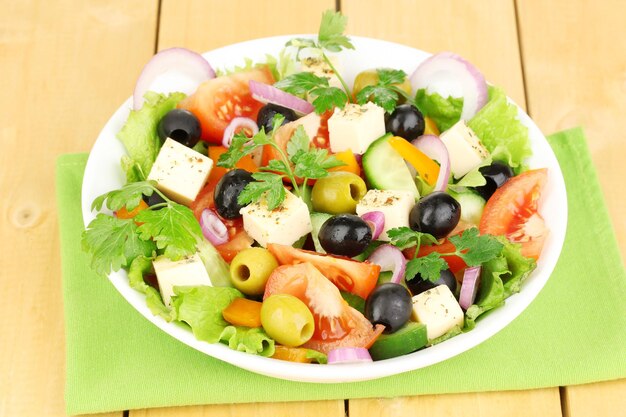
222, 298, 263, 328
424, 117, 440, 135
388, 136, 440, 186
329, 149, 361, 176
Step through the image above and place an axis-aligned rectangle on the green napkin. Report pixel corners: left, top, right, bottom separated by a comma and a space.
57, 127, 626, 415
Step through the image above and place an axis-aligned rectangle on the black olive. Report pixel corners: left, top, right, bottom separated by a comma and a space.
384, 104, 425, 141
256, 103, 297, 133
144, 192, 166, 210
214, 169, 254, 219
318, 214, 372, 257
475, 162, 514, 201
406, 269, 457, 296
409, 192, 461, 239
365, 283, 413, 334
157, 109, 201, 148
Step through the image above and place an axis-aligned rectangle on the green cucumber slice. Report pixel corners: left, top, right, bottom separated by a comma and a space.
369, 321, 428, 360
362, 133, 419, 198
310, 212, 333, 253
448, 189, 485, 225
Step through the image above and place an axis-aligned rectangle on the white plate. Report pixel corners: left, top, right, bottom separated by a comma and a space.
81, 35, 567, 383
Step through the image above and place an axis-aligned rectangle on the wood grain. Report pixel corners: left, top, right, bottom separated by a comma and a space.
131, 401, 345, 417
517, 1, 626, 415
342, 0, 527, 109
0, 0, 157, 416
349, 389, 562, 417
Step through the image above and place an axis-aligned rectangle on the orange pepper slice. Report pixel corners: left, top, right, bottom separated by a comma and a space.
424, 117, 440, 135
115, 199, 148, 219
329, 149, 360, 176
222, 298, 263, 328
271, 345, 316, 363
388, 135, 440, 186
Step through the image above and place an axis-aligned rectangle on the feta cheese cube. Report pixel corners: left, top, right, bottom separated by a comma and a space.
301, 55, 343, 90
239, 190, 312, 247
327, 102, 386, 154
152, 253, 212, 306
411, 285, 464, 340
440, 120, 490, 179
147, 138, 213, 206
356, 189, 415, 241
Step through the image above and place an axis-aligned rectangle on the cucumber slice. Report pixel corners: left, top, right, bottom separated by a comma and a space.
363, 134, 419, 198
310, 212, 333, 253
448, 189, 485, 225
369, 321, 428, 360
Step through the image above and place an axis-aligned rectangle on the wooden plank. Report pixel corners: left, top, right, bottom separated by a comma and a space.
131, 401, 345, 417
516, 0, 626, 260
341, 0, 560, 414
0, 0, 157, 416
516, 1, 626, 415
158, 0, 336, 52
342, 0, 527, 109
137, 1, 345, 417
349, 389, 562, 417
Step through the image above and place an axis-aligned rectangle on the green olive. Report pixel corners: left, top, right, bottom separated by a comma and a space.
229, 248, 279, 296
311, 171, 367, 214
261, 294, 314, 347
352, 68, 412, 102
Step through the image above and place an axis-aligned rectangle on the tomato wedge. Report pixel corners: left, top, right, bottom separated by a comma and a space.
479, 168, 548, 260
264, 263, 384, 354
178, 67, 274, 144
267, 243, 380, 299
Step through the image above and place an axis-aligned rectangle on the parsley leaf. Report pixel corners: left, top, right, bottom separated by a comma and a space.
274, 72, 328, 98
318, 10, 354, 52
237, 172, 286, 211
286, 125, 310, 160
91, 180, 156, 212
378, 68, 406, 85
293, 148, 344, 179
387, 227, 438, 250
405, 253, 449, 283
135, 203, 202, 260
449, 228, 504, 266
355, 68, 408, 113
217, 133, 257, 168
82, 214, 156, 276
310, 86, 349, 114
264, 159, 290, 174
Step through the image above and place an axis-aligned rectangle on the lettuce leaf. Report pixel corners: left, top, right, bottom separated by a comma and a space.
464, 237, 536, 329
218, 326, 275, 357
127, 255, 171, 320
306, 349, 328, 364
196, 238, 232, 287
468, 87, 532, 173
117, 91, 186, 183
414, 89, 463, 132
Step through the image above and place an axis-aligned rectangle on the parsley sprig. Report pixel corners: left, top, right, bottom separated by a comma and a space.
355, 68, 415, 113
218, 115, 344, 210
83, 181, 203, 275
277, 10, 354, 113
387, 227, 504, 283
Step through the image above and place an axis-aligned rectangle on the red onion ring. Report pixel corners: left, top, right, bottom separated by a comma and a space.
459, 266, 481, 310
133, 47, 215, 110
200, 209, 229, 246
360, 211, 385, 240
367, 244, 407, 285
327, 347, 373, 364
222, 117, 259, 148
249, 80, 314, 116
411, 135, 451, 192
410, 52, 488, 120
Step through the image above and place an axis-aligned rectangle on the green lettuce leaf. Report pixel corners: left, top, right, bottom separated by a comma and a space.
468, 87, 532, 173
414, 89, 463, 132
196, 238, 232, 287
464, 237, 536, 329
117, 91, 186, 183
428, 325, 463, 345
305, 349, 328, 364
170, 286, 243, 343
127, 255, 171, 320
218, 326, 275, 357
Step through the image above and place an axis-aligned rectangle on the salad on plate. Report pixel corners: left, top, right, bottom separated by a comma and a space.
83, 10, 549, 365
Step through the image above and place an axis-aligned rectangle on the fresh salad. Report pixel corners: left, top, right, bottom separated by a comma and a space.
83, 11, 548, 364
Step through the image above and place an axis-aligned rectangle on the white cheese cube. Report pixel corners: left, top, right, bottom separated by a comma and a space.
301, 55, 343, 90
440, 120, 490, 179
411, 285, 464, 340
356, 189, 415, 241
327, 102, 386, 154
147, 138, 212, 206
152, 253, 212, 306
239, 190, 312, 248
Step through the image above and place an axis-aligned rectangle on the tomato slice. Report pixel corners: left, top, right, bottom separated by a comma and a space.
479, 168, 548, 260
267, 243, 380, 300
178, 67, 275, 144
264, 263, 383, 354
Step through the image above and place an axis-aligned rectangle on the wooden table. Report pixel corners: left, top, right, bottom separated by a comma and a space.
2, 1, 625, 416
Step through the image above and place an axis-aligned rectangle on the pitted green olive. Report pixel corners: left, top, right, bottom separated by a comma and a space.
261, 294, 314, 347
230, 248, 279, 296
311, 172, 367, 214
